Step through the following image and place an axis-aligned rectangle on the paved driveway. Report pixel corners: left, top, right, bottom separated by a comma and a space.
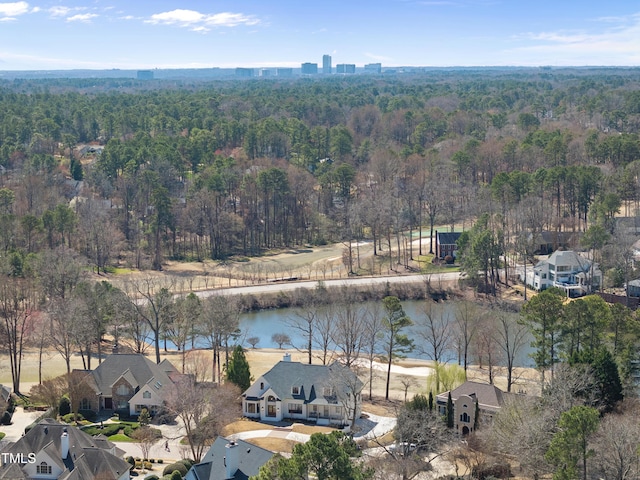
0, 407, 45, 443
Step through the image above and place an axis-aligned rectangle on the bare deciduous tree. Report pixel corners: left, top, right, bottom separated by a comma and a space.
165, 377, 241, 463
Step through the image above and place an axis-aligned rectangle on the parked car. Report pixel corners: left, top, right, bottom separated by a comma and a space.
388, 442, 417, 455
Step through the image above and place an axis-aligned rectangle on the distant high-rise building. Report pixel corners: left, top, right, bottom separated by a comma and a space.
137, 70, 154, 80
323, 54, 332, 74
336, 64, 356, 74
276, 68, 293, 77
301, 62, 318, 75
235, 67, 254, 77
364, 63, 382, 74
260, 69, 271, 77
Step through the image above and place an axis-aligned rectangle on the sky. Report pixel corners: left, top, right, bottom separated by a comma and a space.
0, 0, 639, 70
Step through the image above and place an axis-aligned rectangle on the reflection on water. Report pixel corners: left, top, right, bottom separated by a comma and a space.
237, 300, 534, 367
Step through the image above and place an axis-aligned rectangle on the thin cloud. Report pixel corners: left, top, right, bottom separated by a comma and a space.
513, 12, 640, 64
364, 52, 394, 62
66, 13, 97, 23
0, 1, 30, 18
146, 8, 259, 32
49, 6, 73, 17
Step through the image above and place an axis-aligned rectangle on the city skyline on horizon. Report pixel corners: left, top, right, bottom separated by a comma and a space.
1, 1, 640, 71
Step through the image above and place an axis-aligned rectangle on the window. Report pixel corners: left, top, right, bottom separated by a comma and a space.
267, 395, 276, 402
292, 386, 300, 395
542, 273, 547, 279
288, 403, 302, 414
80, 398, 91, 410
323, 387, 333, 396
260, 382, 264, 390
461, 412, 470, 423
557, 265, 570, 272
143, 391, 151, 399
246, 403, 256, 414
37, 462, 52, 474
116, 384, 130, 396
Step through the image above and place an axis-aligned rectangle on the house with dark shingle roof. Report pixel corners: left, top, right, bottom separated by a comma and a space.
435, 231, 462, 259
74, 354, 182, 417
184, 437, 273, 480
0, 385, 10, 411
242, 354, 362, 426
0, 418, 129, 480
435, 381, 506, 435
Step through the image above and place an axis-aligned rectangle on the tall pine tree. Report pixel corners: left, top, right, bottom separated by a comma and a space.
226, 345, 252, 391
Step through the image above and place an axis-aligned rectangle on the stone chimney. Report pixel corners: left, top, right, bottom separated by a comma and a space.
224, 440, 240, 479
283, 353, 291, 362
61, 428, 69, 460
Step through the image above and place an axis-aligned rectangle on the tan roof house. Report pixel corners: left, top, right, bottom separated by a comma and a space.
436, 381, 506, 435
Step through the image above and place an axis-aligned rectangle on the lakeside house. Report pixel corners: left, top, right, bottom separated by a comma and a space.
242, 354, 362, 426
72, 354, 183, 417
436, 381, 506, 435
520, 249, 602, 297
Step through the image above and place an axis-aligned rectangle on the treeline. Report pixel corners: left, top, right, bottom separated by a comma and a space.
1, 71, 640, 273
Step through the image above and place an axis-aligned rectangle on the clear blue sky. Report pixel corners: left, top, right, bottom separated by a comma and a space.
0, 0, 639, 70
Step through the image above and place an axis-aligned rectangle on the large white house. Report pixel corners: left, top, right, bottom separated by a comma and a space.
242, 354, 362, 426
521, 250, 602, 297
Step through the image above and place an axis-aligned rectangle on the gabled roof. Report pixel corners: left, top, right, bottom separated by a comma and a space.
82, 354, 176, 397
436, 232, 462, 246
437, 381, 505, 409
251, 361, 362, 404
0, 419, 129, 480
537, 250, 591, 273
188, 437, 274, 480
0, 385, 10, 403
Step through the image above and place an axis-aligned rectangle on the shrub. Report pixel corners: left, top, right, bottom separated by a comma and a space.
162, 462, 188, 477
58, 397, 71, 416
150, 459, 156, 463
123, 426, 134, 437
444, 254, 454, 264
177, 459, 193, 469
170, 471, 182, 480
77, 409, 97, 422
126, 456, 135, 471
61, 413, 83, 423
144, 461, 153, 470
158, 459, 164, 464
143, 476, 159, 480
1, 411, 12, 425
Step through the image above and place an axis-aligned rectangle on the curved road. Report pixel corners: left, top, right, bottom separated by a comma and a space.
192, 271, 460, 298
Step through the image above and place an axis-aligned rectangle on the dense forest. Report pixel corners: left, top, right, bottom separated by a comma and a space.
0, 69, 640, 278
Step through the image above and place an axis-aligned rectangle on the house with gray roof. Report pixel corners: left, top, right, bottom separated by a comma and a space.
0, 385, 10, 410
435, 381, 506, 435
0, 418, 129, 480
520, 249, 602, 297
185, 437, 273, 480
242, 354, 363, 426
74, 354, 181, 417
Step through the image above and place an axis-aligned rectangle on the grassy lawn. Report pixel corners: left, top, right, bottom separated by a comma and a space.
418, 254, 461, 274
108, 433, 135, 442
244, 437, 298, 454
222, 420, 277, 436
291, 424, 335, 435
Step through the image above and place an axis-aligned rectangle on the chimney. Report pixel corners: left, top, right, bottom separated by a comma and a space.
61, 428, 69, 460
224, 441, 240, 479
283, 353, 291, 362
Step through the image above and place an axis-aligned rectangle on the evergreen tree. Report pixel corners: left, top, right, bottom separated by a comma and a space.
446, 392, 454, 428
428, 391, 434, 411
591, 348, 623, 412
226, 345, 252, 391
473, 399, 480, 430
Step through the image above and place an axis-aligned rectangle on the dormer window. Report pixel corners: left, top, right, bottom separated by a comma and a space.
323, 387, 333, 396
37, 462, 52, 474
260, 382, 264, 390
292, 386, 300, 395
